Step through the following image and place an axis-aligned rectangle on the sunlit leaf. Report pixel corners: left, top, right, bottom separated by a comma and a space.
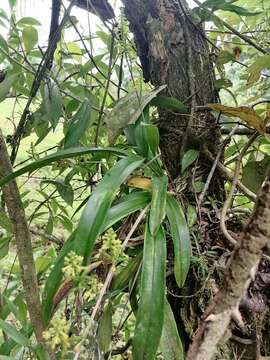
66, 41, 82, 62
105, 85, 166, 144
22, 25, 38, 53
17, 17, 42, 26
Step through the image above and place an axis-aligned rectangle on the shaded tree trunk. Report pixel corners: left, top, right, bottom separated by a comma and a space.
122, 0, 220, 180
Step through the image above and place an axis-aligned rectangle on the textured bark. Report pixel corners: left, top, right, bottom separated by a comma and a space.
0, 132, 45, 346
122, 0, 220, 178
187, 174, 270, 360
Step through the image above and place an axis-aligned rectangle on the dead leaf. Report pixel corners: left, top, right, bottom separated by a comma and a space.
127, 176, 152, 190
207, 103, 266, 134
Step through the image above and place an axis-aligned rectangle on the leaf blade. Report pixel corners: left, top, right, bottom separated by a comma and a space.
132, 224, 166, 360
149, 176, 168, 236
0, 147, 126, 187
166, 195, 191, 287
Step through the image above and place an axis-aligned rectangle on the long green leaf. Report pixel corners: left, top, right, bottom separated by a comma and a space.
73, 155, 144, 264
42, 190, 149, 324
132, 223, 166, 360
64, 100, 92, 148
111, 251, 143, 291
150, 96, 188, 113
166, 195, 191, 287
42, 155, 144, 325
0, 147, 126, 187
0, 320, 31, 347
42, 232, 76, 325
104, 191, 151, 231
159, 299, 184, 360
149, 176, 168, 236
97, 302, 112, 353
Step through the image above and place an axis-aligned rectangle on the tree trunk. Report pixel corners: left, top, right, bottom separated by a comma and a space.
121, 1, 259, 358
122, 0, 220, 180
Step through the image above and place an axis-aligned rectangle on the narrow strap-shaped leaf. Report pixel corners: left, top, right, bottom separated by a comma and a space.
166, 195, 191, 287
97, 302, 112, 353
159, 299, 184, 360
111, 251, 143, 291
0, 147, 126, 187
149, 176, 168, 236
132, 223, 166, 360
73, 154, 144, 265
104, 191, 151, 231
142, 123, 160, 155
42, 155, 144, 325
42, 231, 76, 325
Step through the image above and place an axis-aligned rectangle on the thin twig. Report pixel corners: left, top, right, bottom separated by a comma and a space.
204, 149, 256, 202
10, 0, 76, 164
95, 29, 116, 146
198, 126, 239, 206
220, 134, 257, 246
193, 0, 267, 54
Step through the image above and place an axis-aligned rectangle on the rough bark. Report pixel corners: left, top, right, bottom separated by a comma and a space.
187, 174, 270, 360
122, 0, 220, 179
0, 132, 45, 346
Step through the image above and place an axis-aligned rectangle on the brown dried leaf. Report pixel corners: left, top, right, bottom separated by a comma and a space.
207, 103, 266, 134
127, 176, 152, 190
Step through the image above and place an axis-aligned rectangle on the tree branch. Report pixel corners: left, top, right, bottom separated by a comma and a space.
187, 173, 270, 360
66, 0, 115, 21
0, 132, 45, 347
